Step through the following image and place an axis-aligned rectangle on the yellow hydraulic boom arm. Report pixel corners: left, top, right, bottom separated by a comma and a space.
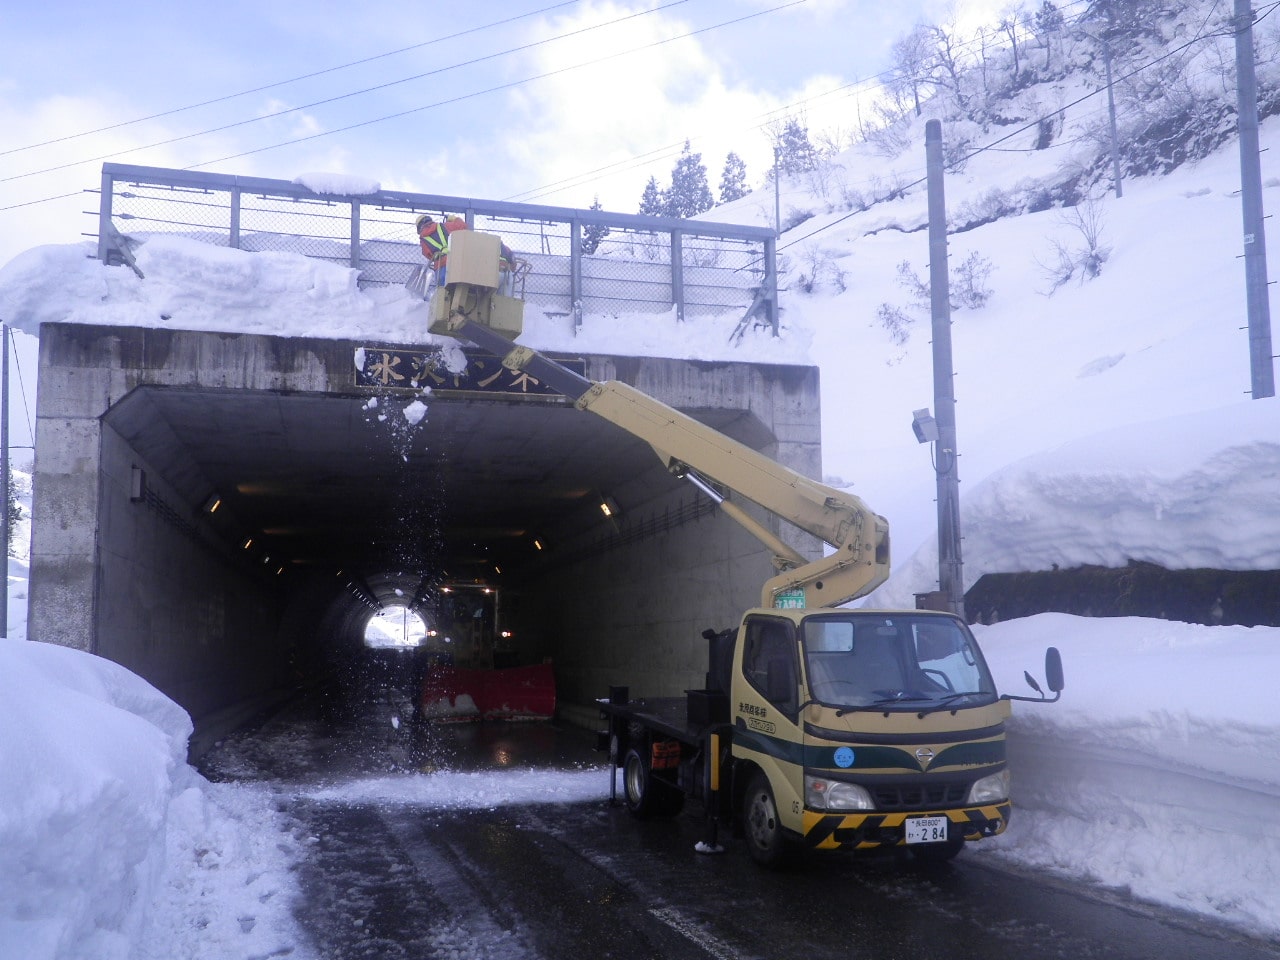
428, 231, 890, 608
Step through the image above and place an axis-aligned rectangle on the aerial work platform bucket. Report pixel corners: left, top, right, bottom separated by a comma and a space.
427, 230, 524, 341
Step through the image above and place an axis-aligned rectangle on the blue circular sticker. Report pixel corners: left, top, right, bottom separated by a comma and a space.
833, 747, 855, 768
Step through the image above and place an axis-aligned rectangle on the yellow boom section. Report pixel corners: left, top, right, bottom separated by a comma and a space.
428, 231, 891, 608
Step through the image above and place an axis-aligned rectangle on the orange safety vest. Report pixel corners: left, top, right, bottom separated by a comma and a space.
418, 220, 449, 265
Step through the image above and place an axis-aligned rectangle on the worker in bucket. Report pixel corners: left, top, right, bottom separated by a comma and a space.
415, 214, 468, 285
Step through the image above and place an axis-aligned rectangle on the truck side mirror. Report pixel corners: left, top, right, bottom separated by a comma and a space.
1001, 646, 1064, 704
1045, 646, 1064, 694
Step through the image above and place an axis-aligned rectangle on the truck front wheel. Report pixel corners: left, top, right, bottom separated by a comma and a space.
622, 747, 684, 818
743, 771, 789, 866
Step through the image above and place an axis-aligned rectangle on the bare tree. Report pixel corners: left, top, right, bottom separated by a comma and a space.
999, 5, 1029, 77
928, 23, 972, 114
1038, 200, 1111, 294
887, 25, 934, 117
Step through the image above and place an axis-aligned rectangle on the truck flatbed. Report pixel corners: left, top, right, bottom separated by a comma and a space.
597, 693, 729, 746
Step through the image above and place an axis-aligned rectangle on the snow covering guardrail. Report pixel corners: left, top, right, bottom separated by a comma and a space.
94, 163, 779, 332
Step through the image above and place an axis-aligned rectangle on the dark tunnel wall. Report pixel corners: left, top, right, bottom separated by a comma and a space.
92, 422, 289, 721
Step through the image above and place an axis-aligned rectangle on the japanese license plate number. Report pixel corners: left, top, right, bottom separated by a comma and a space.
905, 816, 950, 844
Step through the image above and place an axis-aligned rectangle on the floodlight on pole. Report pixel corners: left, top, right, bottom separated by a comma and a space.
911, 408, 939, 444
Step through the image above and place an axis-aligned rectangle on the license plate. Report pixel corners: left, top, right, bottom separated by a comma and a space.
905, 816, 950, 844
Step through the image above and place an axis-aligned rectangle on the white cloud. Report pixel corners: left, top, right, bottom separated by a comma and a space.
493, 2, 854, 211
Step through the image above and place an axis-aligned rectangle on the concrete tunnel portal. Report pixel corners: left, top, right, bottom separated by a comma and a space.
29, 323, 823, 741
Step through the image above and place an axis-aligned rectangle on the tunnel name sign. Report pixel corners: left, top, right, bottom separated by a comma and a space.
358, 348, 586, 397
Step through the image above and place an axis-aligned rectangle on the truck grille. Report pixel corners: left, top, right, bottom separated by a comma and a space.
872, 781, 969, 811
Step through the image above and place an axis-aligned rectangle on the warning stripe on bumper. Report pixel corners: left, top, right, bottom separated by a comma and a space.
802, 803, 1011, 850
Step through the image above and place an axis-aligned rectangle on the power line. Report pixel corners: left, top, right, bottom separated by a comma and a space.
2, 0, 694, 185
0, 0, 585, 158
183, 1, 806, 172
779, 1, 1256, 252
6, 328, 34, 448
503, 0, 1102, 206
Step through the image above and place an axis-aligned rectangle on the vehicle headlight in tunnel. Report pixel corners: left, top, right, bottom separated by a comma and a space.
967, 769, 1010, 804
805, 775, 874, 811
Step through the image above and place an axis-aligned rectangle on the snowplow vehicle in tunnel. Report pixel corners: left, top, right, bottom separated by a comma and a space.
429, 230, 1064, 864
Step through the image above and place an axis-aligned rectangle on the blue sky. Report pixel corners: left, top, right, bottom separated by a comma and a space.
0, 0, 1008, 266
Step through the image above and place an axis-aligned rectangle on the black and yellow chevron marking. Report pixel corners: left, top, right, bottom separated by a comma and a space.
801, 802, 1011, 851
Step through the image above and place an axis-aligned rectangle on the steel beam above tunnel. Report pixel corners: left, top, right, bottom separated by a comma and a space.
29, 322, 822, 726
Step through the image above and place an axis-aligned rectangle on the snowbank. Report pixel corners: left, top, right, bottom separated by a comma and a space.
0, 639, 305, 960
0, 235, 806, 368
976, 614, 1280, 936
866, 397, 1280, 608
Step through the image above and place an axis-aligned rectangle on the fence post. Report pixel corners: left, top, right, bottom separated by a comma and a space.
97, 170, 115, 263
764, 235, 779, 336
230, 188, 241, 249
350, 201, 361, 269
570, 220, 584, 331
671, 229, 684, 323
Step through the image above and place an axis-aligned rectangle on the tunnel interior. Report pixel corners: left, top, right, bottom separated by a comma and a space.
28, 325, 821, 740
93, 374, 787, 727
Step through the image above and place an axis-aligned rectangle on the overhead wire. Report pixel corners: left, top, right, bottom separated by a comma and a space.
2, 0, 695, 184
4, 0, 1092, 213
0, 0, 586, 158
6, 329, 34, 448
777, 0, 1264, 253
504, 0, 1100, 204
182, 0, 807, 172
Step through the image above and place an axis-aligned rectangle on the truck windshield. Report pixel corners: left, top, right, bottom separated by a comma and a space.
801, 615, 996, 710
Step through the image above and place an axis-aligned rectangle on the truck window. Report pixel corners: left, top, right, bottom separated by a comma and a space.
802, 616, 997, 708
742, 618, 798, 717
911, 620, 987, 695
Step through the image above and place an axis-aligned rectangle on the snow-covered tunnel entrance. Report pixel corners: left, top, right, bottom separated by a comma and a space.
29, 322, 821, 739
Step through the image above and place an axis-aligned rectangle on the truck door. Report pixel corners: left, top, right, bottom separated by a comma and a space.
738, 616, 804, 832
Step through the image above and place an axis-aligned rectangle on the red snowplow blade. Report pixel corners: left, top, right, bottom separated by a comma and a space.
420, 663, 556, 722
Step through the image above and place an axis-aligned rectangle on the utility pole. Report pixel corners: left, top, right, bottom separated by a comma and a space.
924, 120, 965, 619
1, 323, 9, 639
773, 147, 781, 237
1234, 0, 1276, 399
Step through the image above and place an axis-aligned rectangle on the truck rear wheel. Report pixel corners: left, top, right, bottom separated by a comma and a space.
622, 747, 684, 819
743, 771, 789, 866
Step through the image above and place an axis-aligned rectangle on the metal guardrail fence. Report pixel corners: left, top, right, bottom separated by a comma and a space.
95, 163, 778, 335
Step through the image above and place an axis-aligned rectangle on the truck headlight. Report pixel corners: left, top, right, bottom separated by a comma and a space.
805, 775, 874, 811
966, 769, 1010, 804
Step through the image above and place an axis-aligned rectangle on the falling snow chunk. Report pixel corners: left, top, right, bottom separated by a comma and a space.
402, 400, 428, 426
292, 172, 381, 196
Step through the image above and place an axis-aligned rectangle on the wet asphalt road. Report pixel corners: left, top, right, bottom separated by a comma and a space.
200, 687, 1280, 960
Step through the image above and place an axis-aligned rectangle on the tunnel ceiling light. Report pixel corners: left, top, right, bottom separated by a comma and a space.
261, 555, 271, 565
202, 493, 223, 514
242, 537, 254, 550
533, 539, 544, 551
599, 495, 620, 519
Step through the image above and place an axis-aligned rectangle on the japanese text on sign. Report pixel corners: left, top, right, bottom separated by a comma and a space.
358, 349, 585, 397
